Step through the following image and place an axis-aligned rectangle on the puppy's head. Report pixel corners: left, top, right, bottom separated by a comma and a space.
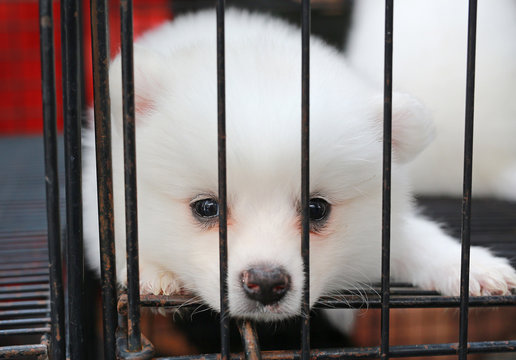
107, 28, 434, 320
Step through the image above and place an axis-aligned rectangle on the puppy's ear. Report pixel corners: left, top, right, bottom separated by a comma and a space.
372, 92, 435, 164
109, 45, 165, 124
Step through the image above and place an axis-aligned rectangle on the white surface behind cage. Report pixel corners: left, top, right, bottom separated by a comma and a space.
82, 10, 516, 325
347, 0, 516, 199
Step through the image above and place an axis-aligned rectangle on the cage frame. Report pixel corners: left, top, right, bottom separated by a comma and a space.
22, 0, 516, 359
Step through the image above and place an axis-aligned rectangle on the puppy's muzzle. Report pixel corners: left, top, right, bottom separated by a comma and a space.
241, 265, 291, 305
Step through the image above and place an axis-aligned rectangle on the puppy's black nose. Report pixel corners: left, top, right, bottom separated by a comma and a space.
241, 266, 291, 305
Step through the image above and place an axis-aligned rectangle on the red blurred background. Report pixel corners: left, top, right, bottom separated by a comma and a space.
0, 0, 172, 134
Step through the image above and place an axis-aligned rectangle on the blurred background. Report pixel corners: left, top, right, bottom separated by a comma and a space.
0, 0, 352, 134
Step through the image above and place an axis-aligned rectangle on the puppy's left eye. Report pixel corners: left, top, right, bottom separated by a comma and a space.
192, 198, 219, 218
309, 198, 330, 222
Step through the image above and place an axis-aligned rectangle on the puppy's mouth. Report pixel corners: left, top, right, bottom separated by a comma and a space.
232, 299, 299, 321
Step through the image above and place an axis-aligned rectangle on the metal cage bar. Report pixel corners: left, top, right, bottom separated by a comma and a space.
381, 0, 394, 359
154, 340, 516, 360
300, 1, 311, 360
216, 1, 230, 359
60, 0, 85, 358
0, 345, 48, 358
120, 0, 142, 352
238, 320, 261, 360
90, 0, 118, 358
130, 292, 516, 309
49, 1, 513, 359
39, 0, 66, 358
459, 1, 478, 359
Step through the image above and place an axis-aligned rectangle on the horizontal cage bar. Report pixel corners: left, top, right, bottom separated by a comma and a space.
0, 345, 48, 358
119, 293, 516, 310
151, 340, 516, 360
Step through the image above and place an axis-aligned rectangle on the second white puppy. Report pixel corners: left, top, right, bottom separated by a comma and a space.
82, 10, 516, 322
347, 0, 516, 199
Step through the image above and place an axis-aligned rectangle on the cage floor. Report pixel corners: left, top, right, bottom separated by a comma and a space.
0, 136, 55, 355
417, 196, 516, 268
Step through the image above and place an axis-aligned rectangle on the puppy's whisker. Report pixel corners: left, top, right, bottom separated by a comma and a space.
190, 304, 212, 320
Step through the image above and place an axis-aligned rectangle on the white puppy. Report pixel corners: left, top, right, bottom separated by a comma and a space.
82, 10, 516, 322
347, 0, 516, 199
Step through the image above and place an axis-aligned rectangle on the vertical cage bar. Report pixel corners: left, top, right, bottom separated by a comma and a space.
120, 0, 142, 352
91, 0, 118, 358
216, 1, 230, 359
381, 0, 394, 359
39, 1, 66, 358
300, 0, 311, 360
459, 1, 478, 359
238, 320, 261, 360
78, 0, 86, 120
60, 0, 84, 358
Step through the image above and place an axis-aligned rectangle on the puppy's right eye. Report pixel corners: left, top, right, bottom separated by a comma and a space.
192, 198, 219, 218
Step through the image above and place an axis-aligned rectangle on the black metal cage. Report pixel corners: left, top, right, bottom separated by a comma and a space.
1, 0, 515, 359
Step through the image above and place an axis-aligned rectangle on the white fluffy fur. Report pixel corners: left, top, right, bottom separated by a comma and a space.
347, 0, 516, 199
82, 10, 516, 322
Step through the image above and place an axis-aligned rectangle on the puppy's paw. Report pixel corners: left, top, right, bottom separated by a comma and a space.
140, 270, 183, 296
437, 248, 516, 296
